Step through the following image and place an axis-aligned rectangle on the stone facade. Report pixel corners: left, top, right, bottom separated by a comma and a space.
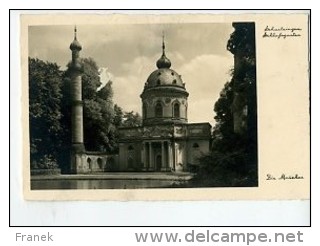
117, 37, 212, 172
118, 123, 211, 172
71, 152, 118, 173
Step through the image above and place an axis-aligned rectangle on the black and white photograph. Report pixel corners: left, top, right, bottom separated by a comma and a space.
28, 21, 258, 190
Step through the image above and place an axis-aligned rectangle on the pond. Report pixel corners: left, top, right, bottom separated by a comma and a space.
31, 179, 186, 190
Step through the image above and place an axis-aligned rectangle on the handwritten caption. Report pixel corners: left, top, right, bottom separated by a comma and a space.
263, 26, 302, 39
266, 174, 304, 181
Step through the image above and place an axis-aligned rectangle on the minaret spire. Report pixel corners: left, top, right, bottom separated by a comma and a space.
74, 25, 77, 40
162, 31, 165, 56
156, 32, 171, 69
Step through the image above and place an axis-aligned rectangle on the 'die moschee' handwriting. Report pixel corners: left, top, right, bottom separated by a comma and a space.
266, 173, 304, 180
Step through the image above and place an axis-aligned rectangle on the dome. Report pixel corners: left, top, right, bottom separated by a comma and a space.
146, 68, 184, 87
69, 26, 82, 51
156, 54, 171, 69
70, 39, 82, 51
144, 36, 186, 90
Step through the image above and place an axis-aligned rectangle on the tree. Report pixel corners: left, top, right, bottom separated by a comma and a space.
122, 111, 142, 127
227, 22, 256, 138
58, 73, 73, 172
113, 104, 124, 128
227, 22, 257, 184
86, 80, 117, 152
81, 57, 102, 100
212, 81, 234, 146
29, 57, 63, 169
194, 23, 257, 187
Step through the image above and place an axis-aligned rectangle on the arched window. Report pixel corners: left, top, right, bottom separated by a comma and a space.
107, 157, 115, 171
143, 103, 147, 119
155, 102, 163, 117
97, 158, 102, 169
173, 103, 180, 118
127, 146, 134, 169
128, 157, 134, 169
87, 157, 92, 169
185, 104, 188, 119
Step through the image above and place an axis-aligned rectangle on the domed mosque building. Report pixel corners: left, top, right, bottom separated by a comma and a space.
118, 37, 212, 172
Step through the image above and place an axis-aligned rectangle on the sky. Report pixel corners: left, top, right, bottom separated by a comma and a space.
29, 23, 234, 126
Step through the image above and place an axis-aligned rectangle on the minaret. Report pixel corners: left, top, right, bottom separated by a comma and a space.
69, 26, 85, 173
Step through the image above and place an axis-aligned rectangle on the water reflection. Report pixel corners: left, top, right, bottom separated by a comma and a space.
31, 179, 182, 190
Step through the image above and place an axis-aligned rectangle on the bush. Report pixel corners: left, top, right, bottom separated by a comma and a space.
193, 135, 257, 187
31, 155, 59, 170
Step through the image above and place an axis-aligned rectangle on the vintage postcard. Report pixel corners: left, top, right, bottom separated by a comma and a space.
20, 12, 310, 200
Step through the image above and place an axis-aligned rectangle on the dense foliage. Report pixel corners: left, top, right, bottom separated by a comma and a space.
29, 58, 63, 169
29, 57, 141, 171
194, 23, 257, 187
